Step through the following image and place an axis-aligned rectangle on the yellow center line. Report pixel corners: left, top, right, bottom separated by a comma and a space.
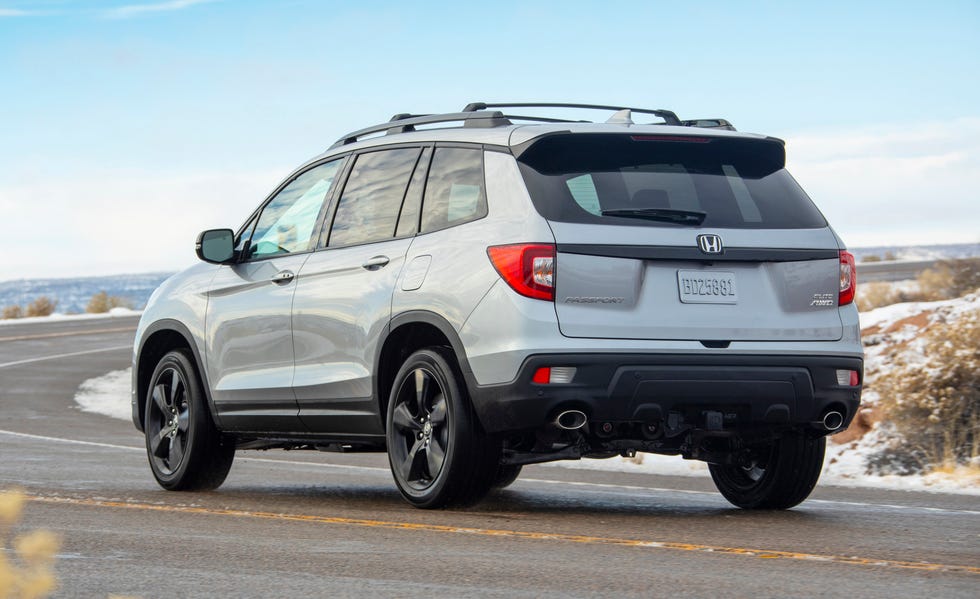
27, 494, 979, 575
0, 326, 137, 342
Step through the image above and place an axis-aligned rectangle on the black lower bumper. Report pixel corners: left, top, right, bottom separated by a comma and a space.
467, 353, 863, 435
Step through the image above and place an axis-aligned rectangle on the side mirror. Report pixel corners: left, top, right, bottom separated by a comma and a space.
195, 229, 235, 264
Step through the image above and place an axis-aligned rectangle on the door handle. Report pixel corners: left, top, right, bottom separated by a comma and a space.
271, 270, 295, 284
362, 255, 390, 270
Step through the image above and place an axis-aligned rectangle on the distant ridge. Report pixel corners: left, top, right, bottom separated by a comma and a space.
850, 242, 979, 263
0, 272, 174, 314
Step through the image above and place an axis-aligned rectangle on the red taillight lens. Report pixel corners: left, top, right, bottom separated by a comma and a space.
487, 243, 555, 301
532, 367, 551, 384
839, 250, 857, 306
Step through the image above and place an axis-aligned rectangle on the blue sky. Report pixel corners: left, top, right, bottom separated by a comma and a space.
1, 0, 978, 280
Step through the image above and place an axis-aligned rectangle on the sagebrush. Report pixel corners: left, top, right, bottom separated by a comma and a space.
85, 291, 132, 314
873, 309, 980, 471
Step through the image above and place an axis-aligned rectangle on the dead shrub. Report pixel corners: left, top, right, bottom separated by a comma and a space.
85, 291, 132, 314
857, 282, 903, 311
916, 258, 980, 301
2, 305, 23, 319
24, 296, 57, 317
873, 309, 980, 471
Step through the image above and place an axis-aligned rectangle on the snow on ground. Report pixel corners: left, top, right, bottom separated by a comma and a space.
74, 369, 132, 421
0, 307, 140, 326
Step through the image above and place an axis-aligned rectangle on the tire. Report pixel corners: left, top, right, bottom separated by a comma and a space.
144, 349, 235, 491
491, 464, 523, 489
386, 347, 500, 508
708, 433, 825, 510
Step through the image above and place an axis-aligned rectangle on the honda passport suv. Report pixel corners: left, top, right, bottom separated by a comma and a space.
132, 102, 863, 509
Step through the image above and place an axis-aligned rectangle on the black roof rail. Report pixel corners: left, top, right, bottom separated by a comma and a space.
329, 110, 512, 149
463, 102, 683, 126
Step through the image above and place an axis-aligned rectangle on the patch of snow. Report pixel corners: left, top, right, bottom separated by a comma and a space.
0, 308, 141, 326
74, 368, 132, 421
547, 434, 979, 495
859, 290, 978, 331
544, 453, 710, 478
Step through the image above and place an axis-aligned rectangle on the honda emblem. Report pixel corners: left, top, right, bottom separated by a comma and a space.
697, 234, 723, 254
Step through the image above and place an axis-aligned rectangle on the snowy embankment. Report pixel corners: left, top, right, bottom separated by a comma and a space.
0, 307, 140, 326
73, 294, 980, 494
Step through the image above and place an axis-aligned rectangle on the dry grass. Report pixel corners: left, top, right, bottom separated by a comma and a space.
23, 297, 57, 318
1, 305, 22, 320
85, 291, 132, 314
0, 489, 59, 599
873, 309, 980, 471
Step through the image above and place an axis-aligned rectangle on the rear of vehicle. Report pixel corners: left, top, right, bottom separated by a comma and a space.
466, 127, 862, 508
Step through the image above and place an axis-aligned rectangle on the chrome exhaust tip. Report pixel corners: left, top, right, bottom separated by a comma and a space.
822, 410, 844, 431
555, 410, 588, 431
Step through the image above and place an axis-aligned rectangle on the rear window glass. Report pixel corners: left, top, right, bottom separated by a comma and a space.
517, 134, 826, 229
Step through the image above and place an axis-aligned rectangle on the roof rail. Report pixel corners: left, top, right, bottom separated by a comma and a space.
329, 110, 512, 149
329, 104, 736, 149
462, 102, 683, 126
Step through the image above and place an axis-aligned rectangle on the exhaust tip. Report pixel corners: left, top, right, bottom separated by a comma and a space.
822, 410, 844, 431
555, 409, 588, 430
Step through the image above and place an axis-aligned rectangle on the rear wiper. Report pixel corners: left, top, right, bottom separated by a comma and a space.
600, 208, 707, 225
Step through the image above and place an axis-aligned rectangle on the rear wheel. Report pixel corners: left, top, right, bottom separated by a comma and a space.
386, 347, 499, 508
144, 349, 234, 491
708, 433, 825, 509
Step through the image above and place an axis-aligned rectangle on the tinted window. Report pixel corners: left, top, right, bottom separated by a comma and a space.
329, 148, 421, 247
518, 134, 827, 229
395, 147, 432, 237
421, 148, 487, 233
245, 159, 342, 260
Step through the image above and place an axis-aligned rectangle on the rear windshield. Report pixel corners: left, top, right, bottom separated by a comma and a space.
516, 134, 827, 229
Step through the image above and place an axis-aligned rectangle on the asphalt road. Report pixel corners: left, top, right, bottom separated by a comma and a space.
1, 317, 977, 598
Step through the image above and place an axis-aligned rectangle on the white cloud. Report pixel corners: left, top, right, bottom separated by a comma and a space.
103, 0, 218, 19
0, 167, 288, 281
785, 118, 980, 248
0, 8, 45, 17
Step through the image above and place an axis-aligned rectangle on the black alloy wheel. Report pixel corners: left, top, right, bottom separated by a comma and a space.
145, 350, 234, 491
386, 347, 499, 508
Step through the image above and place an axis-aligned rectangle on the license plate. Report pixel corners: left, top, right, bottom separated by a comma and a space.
677, 270, 738, 304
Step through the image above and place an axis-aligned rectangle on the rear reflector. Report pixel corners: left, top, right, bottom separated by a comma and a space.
531, 366, 577, 384
836, 369, 860, 386
839, 250, 857, 306
487, 244, 555, 301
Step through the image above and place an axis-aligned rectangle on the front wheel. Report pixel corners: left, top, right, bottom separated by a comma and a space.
386, 347, 500, 508
708, 433, 825, 510
144, 349, 235, 491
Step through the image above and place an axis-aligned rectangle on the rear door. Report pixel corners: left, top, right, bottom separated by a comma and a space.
291, 146, 426, 434
516, 133, 843, 342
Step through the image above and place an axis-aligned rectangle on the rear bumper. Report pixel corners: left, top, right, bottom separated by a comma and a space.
467, 353, 863, 435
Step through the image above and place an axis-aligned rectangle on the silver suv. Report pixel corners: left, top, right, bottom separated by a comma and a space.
132, 103, 863, 510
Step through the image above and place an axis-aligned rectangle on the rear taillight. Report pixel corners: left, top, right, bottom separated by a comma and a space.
487, 243, 555, 301
839, 250, 857, 306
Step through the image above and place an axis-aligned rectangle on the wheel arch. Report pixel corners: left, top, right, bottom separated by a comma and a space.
135, 319, 218, 432
374, 311, 475, 431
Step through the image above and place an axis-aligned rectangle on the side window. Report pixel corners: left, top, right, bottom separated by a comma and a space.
328, 148, 420, 247
395, 147, 432, 238
245, 159, 342, 261
235, 214, 258, 254
565, 174, 601, 215
420, 148, 487, 233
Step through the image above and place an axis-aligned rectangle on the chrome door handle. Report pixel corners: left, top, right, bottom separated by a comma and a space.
271, 270, 295, 284
362, 255, 390, 270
